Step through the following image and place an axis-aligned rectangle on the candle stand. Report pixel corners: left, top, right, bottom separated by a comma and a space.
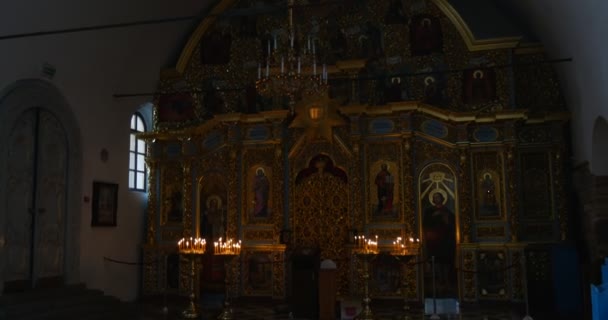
353, 235, 379, 320
177, 237, 206, 319
391, 237, 420, 320
214, 238, 242, 320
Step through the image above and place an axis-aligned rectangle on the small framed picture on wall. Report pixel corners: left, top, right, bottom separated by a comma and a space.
91, 181, 118, 227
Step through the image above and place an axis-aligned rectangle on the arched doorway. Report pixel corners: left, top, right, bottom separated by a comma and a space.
0, 80, 82, 292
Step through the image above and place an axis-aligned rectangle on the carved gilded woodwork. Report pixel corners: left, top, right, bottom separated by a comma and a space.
243, 229, 275, 242
142, 246, 160, 294
138, 0, 574, 303
293, 168, 350, 295
506, 144, 519, 241
458, 148, 472, 243
160, 162, 184, 226
183, 161, 194, 236
403, 256, 420, 300
461, 248, 477, 301
402, 136, 415, 237
508, 247, 525, 301
368, 229, 403, 240
161, 228, 183, 243
272, 250, 286, 298
242, 250, 273, 296
477, 249, 508, 299
146, 161, 158, 245
476, 226, 506, 238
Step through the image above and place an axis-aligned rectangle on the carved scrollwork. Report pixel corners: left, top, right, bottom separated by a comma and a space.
160, 162, 184, 226
293, 171, 350, 295
462, 249, 476, 301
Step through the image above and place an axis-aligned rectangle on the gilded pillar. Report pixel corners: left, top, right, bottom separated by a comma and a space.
506, 144, 519, 242
458, 148, 471, 243
402, 136, 414, 238
146, 159, 158, 245
182, 160, 193, 237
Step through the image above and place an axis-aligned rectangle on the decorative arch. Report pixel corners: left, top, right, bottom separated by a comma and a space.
592, 116, 608, 175
0, 79, 82, 289
173, 0, 523, 74
417, 161, 459, 297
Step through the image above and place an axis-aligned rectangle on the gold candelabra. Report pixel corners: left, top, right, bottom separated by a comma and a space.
215, 238, 242, 320
353, 235, 379, 320
177, 237, 206, 319
391, 237, 420, 320
254, 0, 329, 113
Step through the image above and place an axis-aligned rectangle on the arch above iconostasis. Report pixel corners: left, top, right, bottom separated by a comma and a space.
173, 0, 525, 75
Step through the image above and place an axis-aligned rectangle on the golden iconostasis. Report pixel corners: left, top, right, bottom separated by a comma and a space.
140, 0, 570, 303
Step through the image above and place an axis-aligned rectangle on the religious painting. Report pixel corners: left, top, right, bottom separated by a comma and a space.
473, 152, 504, 220
409, 14, 443, 56
200, 27, 232, 65
370, 160, 399, 221
161, 164, 184, 225
157, 92, 196, 123
370, 253, 402, 296
477, 250, 507, 297
247, 165, 272, 223
418, 163, 457, 298
91, 181, 118, 227
165, 187, 183, 223
244, 252, 273, 295
198, 172, 228, 293
463, 68, 497, 105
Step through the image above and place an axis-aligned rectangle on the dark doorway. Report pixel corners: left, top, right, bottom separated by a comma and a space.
290, 247, 320, 318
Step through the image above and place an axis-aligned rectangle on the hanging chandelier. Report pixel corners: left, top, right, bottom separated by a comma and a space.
255, 0, 329, 112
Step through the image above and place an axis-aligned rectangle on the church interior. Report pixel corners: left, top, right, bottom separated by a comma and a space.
1, 0, 608, 319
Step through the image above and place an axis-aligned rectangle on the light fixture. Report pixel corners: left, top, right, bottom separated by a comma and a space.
255, 0, 329, 114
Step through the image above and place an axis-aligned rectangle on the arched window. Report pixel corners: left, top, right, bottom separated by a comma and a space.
129, 113, 147, 191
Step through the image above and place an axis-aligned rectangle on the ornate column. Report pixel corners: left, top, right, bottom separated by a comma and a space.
458, 148, 471, 243
506, 144, 519, 242
182, 160, 193, 237
142, 155, 160, 295
553, 145, 568, 241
